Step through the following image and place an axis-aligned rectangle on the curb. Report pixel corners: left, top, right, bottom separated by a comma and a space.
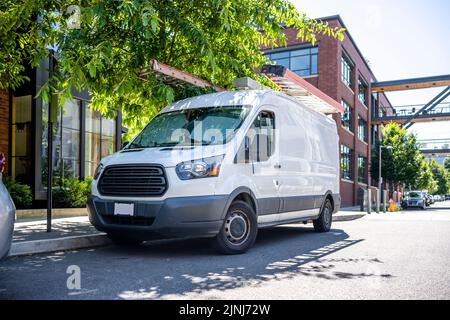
8, 233, 111, 257
333, 212, 366, 222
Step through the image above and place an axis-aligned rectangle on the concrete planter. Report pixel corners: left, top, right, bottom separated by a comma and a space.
16, 207, 88, 221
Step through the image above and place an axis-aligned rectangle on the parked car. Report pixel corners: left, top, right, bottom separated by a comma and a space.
401, 191, 427, 210
87, 90, 341, 254
433, 195, 442, 202
0, 153, 15, 260
445, 194, 450, 201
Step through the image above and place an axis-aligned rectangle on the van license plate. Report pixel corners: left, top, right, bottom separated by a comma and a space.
114, 203, 134, 216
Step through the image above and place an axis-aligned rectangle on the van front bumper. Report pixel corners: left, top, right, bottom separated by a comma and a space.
87, 195, 228, 240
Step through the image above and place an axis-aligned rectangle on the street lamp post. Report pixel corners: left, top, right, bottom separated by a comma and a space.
378, 145, 392, 213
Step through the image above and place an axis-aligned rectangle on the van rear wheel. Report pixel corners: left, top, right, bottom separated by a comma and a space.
213, 201, 257, 255
313, 198, 332, 232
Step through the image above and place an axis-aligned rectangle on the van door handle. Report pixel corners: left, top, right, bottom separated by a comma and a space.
274, 164, 282, 169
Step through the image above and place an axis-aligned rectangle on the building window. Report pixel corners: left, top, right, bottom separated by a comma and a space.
341, 53, 354, 88
358, 155, 367, 184
358, 116, 367, 142
84, 106, 116, 177
341, 145, 353, 180
11, 95, 33, 185
341, 100, 352, 132
358, 77, 368, 106
265, 46, 318, 77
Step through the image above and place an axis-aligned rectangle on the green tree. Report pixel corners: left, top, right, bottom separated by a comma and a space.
412, 157, 437, 193
370, 123, 422, 195
0, 0, 345, 135
429, 159, 450, 195
444, 157, 450, 172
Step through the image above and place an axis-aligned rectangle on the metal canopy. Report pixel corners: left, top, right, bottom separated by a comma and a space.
139, 59, 224, 92
260, 64, 344, 114
372, 74, 450, 92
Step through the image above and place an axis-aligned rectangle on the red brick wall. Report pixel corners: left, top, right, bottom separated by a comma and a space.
274, 18, 390, 207
0, 89, 9, 174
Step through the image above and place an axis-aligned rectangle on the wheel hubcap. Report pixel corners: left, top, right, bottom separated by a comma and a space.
323, 205, 331, 226
224, 211, 250, 245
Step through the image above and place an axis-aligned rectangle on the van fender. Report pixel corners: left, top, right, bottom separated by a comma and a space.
220, 187, 259, 220
319, 190, 340, 214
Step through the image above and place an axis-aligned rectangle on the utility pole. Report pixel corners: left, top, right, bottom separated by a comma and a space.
46, 49, 54, 233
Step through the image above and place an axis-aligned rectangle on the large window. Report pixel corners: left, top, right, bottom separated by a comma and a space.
265, 47, 318, 77
358, 116, 367, 142
358, 77, 368, 106
358, 155, 367, 184
11, 95, 33, 185
85, 106, 117, 177
341, 144, 353, 180
41, 101, 117, 188
341, 53, 354, 88
341, 100, 352, 132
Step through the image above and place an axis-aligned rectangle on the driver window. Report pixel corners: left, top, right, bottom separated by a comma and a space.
235, 111, 275, 163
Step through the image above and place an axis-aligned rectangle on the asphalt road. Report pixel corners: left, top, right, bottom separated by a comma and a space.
1, 204, 450, 300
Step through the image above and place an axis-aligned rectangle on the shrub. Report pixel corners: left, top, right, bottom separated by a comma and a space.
2, 176, 33, 209
53, 177, 92, 208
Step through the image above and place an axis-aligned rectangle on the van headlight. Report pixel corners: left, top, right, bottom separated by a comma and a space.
176, 155, 224, 180
94, 163, 104, 180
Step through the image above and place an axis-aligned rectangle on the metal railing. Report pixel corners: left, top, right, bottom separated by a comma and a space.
376, 102, 450, 118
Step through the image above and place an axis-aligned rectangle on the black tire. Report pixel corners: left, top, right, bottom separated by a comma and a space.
107, 233, 143, 246
213, 200, 258, 255
313, 198, 333, 232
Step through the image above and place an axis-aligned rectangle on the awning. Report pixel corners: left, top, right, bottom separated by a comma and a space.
261, 65, 344, 114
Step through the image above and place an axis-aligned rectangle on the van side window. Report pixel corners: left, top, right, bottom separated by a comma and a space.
235, 111, 275, 163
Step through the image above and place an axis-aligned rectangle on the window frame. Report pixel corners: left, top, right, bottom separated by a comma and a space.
357, 155, 367, 184
357, 116, 368, 143
341, 52, 354, 88
340, 144, 353, 181
341, 99, 353, 132
358, 77, 368, 106
265, 46, 319, 77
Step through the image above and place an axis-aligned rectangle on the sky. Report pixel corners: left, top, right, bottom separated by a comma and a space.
291, 0, 450, 142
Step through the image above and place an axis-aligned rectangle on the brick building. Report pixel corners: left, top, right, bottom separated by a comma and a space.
263, 15, 394, 207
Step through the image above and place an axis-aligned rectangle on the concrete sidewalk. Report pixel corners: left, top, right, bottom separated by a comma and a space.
8, 210, 366, 258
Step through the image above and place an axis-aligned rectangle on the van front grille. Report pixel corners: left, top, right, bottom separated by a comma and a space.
98, 165, 167, 197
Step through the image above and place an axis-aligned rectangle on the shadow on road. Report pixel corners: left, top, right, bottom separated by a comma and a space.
0, 225, 377, 299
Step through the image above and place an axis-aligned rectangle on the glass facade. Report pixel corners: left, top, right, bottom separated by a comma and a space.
341, 99, 352, 132
358, 155, 367, 184
11, 95, 33, 185
341, 144, 353, 180
41, 100, 117, 189
265, 46, 318, 77
341, 54, 354, 88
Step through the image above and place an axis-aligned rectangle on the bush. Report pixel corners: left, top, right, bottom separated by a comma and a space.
2, 176, 33, 209
53, 177, 92, 208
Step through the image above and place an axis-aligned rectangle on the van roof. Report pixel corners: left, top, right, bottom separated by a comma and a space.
160, 90, 335, 125
160, 90, 272, 114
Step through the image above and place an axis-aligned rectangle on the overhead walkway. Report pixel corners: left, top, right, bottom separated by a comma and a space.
371, 75, 450, 128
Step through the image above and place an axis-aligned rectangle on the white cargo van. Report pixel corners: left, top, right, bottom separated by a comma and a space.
87, 90, 341, 254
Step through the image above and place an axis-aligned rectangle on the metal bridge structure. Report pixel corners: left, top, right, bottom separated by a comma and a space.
371, 75, 450, 128
418, 138, 450, 156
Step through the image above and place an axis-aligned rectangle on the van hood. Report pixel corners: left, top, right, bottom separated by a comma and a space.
102, 145, 228, 168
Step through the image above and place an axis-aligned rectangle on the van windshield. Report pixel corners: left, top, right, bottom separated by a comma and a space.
127, 105, 251, 149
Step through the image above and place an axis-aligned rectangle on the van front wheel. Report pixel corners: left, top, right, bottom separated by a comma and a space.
213, 201, 257, 255
313, 198, 333, 232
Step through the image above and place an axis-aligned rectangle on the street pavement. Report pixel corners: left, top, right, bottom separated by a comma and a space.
1, 204, 450, 300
